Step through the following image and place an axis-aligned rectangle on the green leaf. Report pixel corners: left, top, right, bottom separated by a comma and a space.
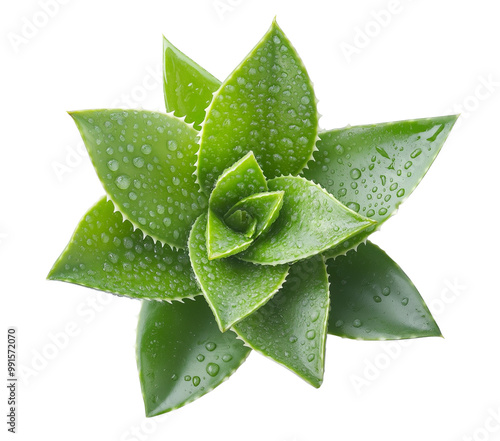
238, 176, 375, 265
208, 151, 268, 218
197, 20, 318, 194
137, 297, 250, 417
70, 109, 207, 249
327, 241, 441, 340
163, 37, 221, 130
302, 115, 458, 258
206, 209, 253, 260
234, 256, 329, 388
188, 214, 289, 332
47, 198, 200, 301
224, 210, 257, 237
225, 191, 284, 240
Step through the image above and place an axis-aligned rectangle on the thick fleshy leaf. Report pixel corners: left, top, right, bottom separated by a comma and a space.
234, 256, 329, 387
198, 20, 318, 194
48, 198, 200, 301
163, 37, 221, 130
189, 214, 289, 332
209, 151, 268, 218
206, 209, 253, 260
70, 109, 207, 249
137, 297, 250, 417
328, 241, 441, 340
238, 176, 375, 265
302, 116, 458, 258
225, 191, 284, 240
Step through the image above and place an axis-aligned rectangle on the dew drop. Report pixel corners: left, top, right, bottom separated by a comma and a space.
397, 188, 405, 198
222, 354, 233, 362
197, 354, 205, 362
107, 159, 119, 171
167, 140, 178, 151
307, 354, 315, 362
373, 296, 382, 303
352, 319, 362, 328
184, 375, 191, 381
133, 157, 145, 168
401, 297, 409, 306
141, 144, 152, 155
410, 148, 422, 158
306, 330, 316, 340
115, 175, 131, 190
206, 363, 219, 377
350, 168, 361, 180
289, 335, 298, 343
382, 287, 391, 296
205, 342, 217, 352
192, 376, 200, 387
346, 202, 360, 212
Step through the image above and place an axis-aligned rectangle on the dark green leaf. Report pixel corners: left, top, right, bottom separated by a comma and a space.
328, 241, 441, 340
137, 297, 250, 416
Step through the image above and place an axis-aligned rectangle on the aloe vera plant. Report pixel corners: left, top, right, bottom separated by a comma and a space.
48, 19, 457, 416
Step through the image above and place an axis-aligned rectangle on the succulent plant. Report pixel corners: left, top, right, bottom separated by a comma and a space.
48, 19, 457, 416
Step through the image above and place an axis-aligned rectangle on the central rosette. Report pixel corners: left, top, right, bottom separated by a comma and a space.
206, 152, 285, 260
189, 150, 375, 333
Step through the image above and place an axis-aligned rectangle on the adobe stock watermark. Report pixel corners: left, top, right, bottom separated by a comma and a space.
443, 74, 500, 131
51, 64, 162, 183
349, 278, 466, 396
119, 413, 172, 441
18, 292, 116, 386
339, 0, 414, 64
7, 0, 72, 54
460, 406, 500, 441
213, 0, 245, 21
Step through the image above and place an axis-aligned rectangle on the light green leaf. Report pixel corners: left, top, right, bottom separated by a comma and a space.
163, 37, 221, 130
234, 256, 329, 388
209, 151, 268, 218
206, 209, 253, 260
70, 109, 207, 249
302, 115, 458, 258
48, 198, 200, 301
137, 297, 250, 417
328, 241, 441, 340
189, 214, 289, 332
225, 191, 284, 240
238, 176, 375, 265
198, 20, 318, 194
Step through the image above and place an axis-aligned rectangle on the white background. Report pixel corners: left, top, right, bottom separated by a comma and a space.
2, 1, 500, 440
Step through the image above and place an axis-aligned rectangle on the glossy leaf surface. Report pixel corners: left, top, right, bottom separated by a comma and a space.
137, 297, 250, 416
328, 241, 441, 340
208, 151, 268, 218
239, 176, 375, 265
48, 198, 199, 301
206, 209, 253, 260
303, 116, 458, 258
189, 214, 289, 331
163, 37, 221, 130
198, 20, 318, 194
71, 110, 206, 248
234, 256, 329, 387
